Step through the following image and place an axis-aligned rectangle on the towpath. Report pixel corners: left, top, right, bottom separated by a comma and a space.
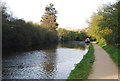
88, 43, 118, 79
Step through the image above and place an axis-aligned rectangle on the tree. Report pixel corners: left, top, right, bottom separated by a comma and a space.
57, 28, 87, 42
99, 3, 118, 46
88, 1, 119, 47
40, 3, 58, 31
2, 3, 59, 48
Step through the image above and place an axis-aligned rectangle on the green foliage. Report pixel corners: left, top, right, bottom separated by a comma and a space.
40, 3, 58, 30
45, 3, 57, 15
98, 42, 120, 67
57, 28, 87, 42
67, 44, 95, 79
88, 2, 119, 48
2, 3, 58, 48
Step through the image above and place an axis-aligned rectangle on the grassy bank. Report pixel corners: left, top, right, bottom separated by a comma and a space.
98, 43, 120, 67
67, 44, 95, 80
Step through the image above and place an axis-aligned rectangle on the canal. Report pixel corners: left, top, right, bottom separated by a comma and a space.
2, 42, 88, 79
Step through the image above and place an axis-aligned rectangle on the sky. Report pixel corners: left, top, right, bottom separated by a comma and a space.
2, 0, 117, 29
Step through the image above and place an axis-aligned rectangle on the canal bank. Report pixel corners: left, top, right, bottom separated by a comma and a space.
67, 43, 95, 79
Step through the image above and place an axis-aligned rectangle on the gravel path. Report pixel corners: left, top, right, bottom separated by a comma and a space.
88, 43, 118, 79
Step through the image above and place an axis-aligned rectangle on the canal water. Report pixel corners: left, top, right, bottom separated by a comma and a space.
2, 42, 88, 79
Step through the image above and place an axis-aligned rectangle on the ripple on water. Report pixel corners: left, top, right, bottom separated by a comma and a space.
3, 44, 87, 79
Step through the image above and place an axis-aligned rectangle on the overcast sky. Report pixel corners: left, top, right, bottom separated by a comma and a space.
2, 0, 117, 29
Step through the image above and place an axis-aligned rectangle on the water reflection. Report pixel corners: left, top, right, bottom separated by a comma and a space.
2, 43, 58, 57
2, 42, 87, 79
59, 41, 86, 50
41, 48, 57, 79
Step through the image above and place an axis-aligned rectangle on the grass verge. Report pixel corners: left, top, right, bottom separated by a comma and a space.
67, 43, 95, 80
97, 43, 120, 67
